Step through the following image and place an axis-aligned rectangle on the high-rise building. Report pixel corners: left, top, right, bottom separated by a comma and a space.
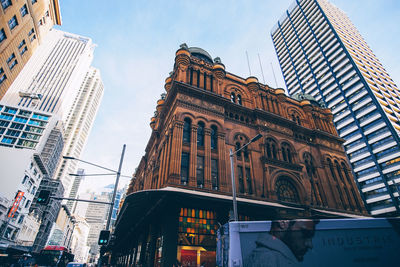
111, 44, 367, 266
67, 168, 85, 211
0, 103, 64, 244
2, 29, 104, 197
0, 0, 61, 98
54, 67, 104, 197
85, 192, 110, 263
271, 0, 400, 216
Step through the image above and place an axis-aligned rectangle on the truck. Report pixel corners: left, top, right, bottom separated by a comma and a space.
217, 217, 400, 267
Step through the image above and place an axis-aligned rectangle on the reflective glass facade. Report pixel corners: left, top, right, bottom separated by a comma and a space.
0, 104, 50, 149
271, 0, 400, 215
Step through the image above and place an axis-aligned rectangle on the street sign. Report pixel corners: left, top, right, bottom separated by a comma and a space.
8, 191, 24, 218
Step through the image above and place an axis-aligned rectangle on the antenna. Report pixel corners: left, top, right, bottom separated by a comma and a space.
270, 62, 278, 88
258, 53, 266, 84
246, 51, 251, 76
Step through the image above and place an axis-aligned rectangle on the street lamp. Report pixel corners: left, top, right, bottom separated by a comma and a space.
62, 144, 126, 231
229, 134, 262, 221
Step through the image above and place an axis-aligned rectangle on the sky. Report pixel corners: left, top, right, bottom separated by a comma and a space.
54, 0, 400, 193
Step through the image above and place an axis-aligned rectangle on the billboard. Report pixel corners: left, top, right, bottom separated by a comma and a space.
217, 218, 400, 267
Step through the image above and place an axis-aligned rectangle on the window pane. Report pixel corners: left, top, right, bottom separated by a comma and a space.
181, 152, 189, 184
197, 156, 204, 187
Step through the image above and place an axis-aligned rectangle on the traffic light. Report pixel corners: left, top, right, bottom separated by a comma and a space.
98, 230, 110, 245
37, 190, 51, 205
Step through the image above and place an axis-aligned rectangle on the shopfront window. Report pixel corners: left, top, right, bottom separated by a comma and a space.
178, 208, 217, 267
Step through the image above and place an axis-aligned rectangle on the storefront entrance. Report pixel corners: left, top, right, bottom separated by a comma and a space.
178, 246, 216, 267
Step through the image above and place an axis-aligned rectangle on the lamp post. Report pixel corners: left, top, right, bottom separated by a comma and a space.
63, 144, 126, 267
229, 134, 262, 221
63, 144, 126, 231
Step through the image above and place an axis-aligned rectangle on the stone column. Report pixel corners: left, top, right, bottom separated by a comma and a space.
189, 125, 198, 187
158, 143, 166, 188
168, 121, 184, 185
217, 132, 227, 191
204, 128, 212, 189
320, 162, 341, 209
163, 130, 172, 185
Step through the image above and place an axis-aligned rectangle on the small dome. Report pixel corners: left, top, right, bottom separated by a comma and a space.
188, 47, 213, 63
292, 93, 325, 107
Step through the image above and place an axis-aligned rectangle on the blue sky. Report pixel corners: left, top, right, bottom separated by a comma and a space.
55, 0, 400, 192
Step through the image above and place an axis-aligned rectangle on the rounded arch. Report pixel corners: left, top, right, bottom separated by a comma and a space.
280, 140, 296, 163
234, 133, 249, 143
208, 119, 223, 130
192, 115, 208, 125
270, 171, 306, 204
226, 128, 247, 145
224, 84, 251, 103
265, 136, 279, 160
178, 112, 196, 122
287, 107, 304, 125
303, 152, 315, 178
340, 161, 353, 184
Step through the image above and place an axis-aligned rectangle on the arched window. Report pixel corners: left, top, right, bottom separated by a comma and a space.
304, 153, 315, 178
243, 146, 249, 162
275, 177, 300, 203
245, 168, 252, 194
183, 118, 191, 143
328, 158, 345, 208
266, 142, 271, 158
335, 160, 344, 182
341, 162, 352, 184
266, 138, 277, 159
296, 116, 301, 125
281, 143, 292, 163
211, 125, 218, 149
237, 94, 242, 105
235, 142, 242, 159
230, 92, 236, 103
197, 121, 205, 147
327, 159, 337, 182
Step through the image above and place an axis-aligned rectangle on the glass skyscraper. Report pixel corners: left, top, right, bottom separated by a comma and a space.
271, 0, 400, 215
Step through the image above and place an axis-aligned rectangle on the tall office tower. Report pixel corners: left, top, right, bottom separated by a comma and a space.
271, 0, 400, 216
85, 192, 110, 263
0, 103, 64, 244
3, 30, 104, 197
55, 67, 104, 197
0, 0, 61, 98
66, 168, 85, 211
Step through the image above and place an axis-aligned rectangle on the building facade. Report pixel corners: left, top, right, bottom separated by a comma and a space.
271, 0, 400, 216
2, 30, 104, 197
70, 215, 90, 263
85, 192, 110, 264
0, 0, 61, 98
0, 103, 64, 245
66, 168, 85, 211
112, 45, 367, 266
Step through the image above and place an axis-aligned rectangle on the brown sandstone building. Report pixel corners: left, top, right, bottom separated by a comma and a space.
112, 44, 367, 266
